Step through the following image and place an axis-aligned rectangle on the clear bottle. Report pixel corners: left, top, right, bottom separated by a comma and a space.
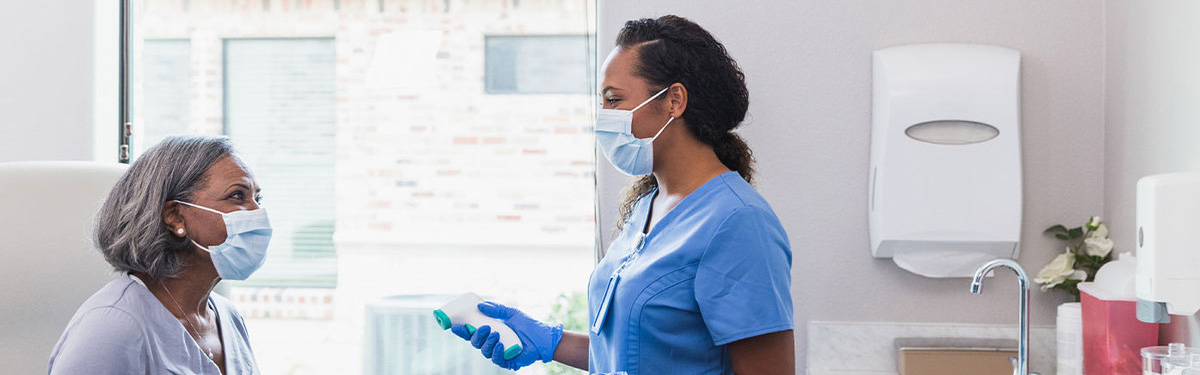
1186, 353, 1200, 375
1160, 344, 1200, 375
1146, 346, 1172, 375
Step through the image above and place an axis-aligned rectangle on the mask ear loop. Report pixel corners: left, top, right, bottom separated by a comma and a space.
190, 239, 213, 253
173, 200, 225, 252
636, 86, 675, 141
631, 86, 672, 112
648, 117, 676, 142
174, 200, 225, 215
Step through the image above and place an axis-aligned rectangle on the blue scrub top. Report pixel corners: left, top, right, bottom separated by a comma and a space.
48, 275, 259, 375
588, 171, 793, 375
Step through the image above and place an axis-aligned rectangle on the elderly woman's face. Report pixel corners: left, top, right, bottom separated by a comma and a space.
172, 155, 262, 247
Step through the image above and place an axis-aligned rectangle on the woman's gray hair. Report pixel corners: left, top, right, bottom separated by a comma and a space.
95, 135, 236, 278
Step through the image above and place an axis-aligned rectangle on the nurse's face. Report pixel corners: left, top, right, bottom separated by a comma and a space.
599, 46, 675, 139
165, 155, 263, 248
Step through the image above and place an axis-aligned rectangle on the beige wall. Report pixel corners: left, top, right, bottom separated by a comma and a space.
1103, 0, 1200, 347
0, 0, 95, 162
596, 0, 1106, 370
1103, 0, 1200, 258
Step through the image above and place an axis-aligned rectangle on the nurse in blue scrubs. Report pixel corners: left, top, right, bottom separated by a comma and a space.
453, 15, 794, 375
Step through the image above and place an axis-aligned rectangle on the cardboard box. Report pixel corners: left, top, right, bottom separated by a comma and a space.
898, 348, 1017, 375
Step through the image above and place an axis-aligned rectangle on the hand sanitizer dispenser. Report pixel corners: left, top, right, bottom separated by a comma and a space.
869, 43, 1023, 278
1136, 173, 1200, 323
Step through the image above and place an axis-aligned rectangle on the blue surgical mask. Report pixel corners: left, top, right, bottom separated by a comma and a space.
175, 200, 273, 281
595, 87, 675, 176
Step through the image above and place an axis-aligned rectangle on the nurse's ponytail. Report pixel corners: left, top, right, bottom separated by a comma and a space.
614, 15, 756, 232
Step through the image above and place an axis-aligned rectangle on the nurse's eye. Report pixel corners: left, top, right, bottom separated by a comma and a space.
604, 98, 620, 107
228, 191, 246, 201
254, 195, 264, 205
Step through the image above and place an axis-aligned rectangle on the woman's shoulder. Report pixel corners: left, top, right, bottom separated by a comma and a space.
209, 292, 241, 317
210, 293, 251, 329
72, 277, 151, 318
51, 280, 152, 370
49, 281, 153, 375
59, 277, 157, 338
706, 172, 779, 220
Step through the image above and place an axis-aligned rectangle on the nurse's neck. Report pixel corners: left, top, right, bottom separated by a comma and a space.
652, 125, 730, 200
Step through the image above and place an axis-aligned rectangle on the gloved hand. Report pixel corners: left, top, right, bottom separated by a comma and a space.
449, 301, 563, 371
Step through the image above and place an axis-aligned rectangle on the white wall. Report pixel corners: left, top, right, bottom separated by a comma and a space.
0, 0, 97, 162
1104, 0, 1200, 257
597, 1, 1106, 370
1103, 0, 1200, 347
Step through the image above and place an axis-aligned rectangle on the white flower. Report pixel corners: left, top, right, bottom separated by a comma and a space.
1085, 236, 1114, 258
1087, 216, 1102, 231
1089, 223, 1109, 239
1069, 270, 1088, 281
1035, 251, 1078, 290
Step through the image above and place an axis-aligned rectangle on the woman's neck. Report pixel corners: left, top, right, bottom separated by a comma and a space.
654, 137, 730, 199
136, 265, 220, 316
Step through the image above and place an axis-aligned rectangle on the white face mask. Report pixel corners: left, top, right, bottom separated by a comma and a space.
175, 200, 273, 281
595, 86, 675, 176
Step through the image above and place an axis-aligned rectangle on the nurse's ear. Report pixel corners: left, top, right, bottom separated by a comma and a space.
162, 201, 187, 238
664, 83, 688, 118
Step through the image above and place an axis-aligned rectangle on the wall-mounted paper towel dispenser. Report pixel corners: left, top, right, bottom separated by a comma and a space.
869, 43, 1023, 278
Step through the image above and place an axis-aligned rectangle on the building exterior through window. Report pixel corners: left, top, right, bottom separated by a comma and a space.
129, 1, 597, 373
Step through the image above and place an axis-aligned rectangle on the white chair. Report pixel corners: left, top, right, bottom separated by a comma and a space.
0, 161, 128, 375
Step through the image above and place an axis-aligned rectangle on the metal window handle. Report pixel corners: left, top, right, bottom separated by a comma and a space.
119, 122, 133, 163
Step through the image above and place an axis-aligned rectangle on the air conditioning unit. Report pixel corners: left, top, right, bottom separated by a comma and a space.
364, 294, 513, 375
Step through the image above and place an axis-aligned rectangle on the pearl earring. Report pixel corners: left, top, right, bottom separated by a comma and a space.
177, 228, 185, 235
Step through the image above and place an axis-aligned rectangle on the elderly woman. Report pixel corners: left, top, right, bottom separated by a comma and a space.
48, 136, 269, 375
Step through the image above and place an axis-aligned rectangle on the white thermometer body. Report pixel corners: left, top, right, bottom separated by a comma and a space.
433, 292, 523, 360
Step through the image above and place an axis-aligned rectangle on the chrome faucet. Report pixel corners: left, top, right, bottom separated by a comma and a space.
971, 258, 1031, 375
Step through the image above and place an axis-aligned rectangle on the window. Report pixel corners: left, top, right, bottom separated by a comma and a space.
123, 1, 597, 374
486, 35, 594, 94
223, 38, 338, 287
134, 39, 190, 155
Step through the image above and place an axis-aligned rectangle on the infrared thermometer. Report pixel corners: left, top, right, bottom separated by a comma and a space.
433, 292, 523, 360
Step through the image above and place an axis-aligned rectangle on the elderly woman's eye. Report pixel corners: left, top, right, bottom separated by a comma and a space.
255, 195, 263, 204
229, 191, 245, 200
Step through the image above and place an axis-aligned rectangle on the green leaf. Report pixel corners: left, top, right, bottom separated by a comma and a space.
1055, 234, 1070, 240
1045, 225, 1069, 235
1068, 227, 1084, 239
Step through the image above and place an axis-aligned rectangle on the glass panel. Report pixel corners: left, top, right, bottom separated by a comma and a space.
133, 39, 191, 155
224, 38, 338, 287
486, 35, 594, 94
128, 1, 596, 374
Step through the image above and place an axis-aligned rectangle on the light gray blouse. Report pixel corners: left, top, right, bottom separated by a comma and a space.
48, 275, 259, 375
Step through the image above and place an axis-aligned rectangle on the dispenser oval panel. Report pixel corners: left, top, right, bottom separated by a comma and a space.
904, 120, 1000, 145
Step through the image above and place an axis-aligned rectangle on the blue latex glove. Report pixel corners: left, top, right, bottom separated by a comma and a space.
449, 301, 563, 371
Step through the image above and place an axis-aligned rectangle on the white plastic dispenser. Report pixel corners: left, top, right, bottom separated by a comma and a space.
870, 43, 1023, 278
1135, 173, 1200, 323
433, 292, 523, 360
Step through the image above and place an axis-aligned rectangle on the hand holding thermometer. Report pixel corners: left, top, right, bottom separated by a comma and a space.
433, 292, 523, 360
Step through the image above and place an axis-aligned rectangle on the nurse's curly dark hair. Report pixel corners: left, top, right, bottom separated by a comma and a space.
614, 15, 755, 230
